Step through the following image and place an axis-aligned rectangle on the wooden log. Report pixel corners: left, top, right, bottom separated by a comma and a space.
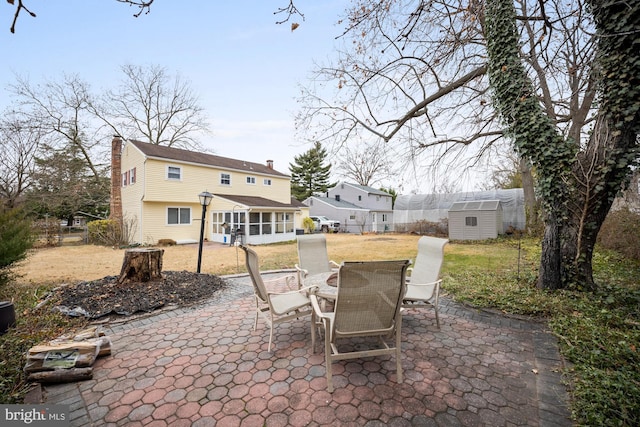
117, 247, 164, 284
28, 368, 93, 384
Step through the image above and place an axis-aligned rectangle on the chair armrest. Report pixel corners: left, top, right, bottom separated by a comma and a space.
329, 260, 340, 269
263, 274, 297, 290
267, 284, 318, 297
407, 278, 442, 288
310, 294, 331, 320
294, 264, 309, 276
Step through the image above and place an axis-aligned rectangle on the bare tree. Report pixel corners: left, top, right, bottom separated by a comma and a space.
337, 141, 396, 186
296, 0, 639, 290
95, 64, 210, 149
9, 74, 103, 178
6, 0, 155, 33
0, 113, 42, 208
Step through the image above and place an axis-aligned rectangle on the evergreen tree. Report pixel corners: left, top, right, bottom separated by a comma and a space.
0, 207, 33, 288
26, 142, 110, 224
289, 142, 334, 201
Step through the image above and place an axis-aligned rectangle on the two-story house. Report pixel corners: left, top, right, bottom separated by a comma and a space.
304, 182, 393, 233
111, 137, 302, 245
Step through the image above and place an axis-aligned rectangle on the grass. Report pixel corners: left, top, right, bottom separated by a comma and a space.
1, 233, 639, 425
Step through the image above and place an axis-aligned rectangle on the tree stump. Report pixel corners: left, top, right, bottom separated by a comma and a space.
117, 248, 164, 284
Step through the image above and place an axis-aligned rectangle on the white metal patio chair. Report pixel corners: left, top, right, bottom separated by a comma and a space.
402, 236, 448, 328
295, 234, 339, 287
241, 245, 317, 352
310, 259, 410, 392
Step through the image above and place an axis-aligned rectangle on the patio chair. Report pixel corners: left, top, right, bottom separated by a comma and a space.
295, 234, 339, 287
402, 236, 448, 328
240, 245, 317, 352
310, 259, 410, 392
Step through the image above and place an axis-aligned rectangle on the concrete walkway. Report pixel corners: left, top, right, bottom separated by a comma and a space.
35, 273, 573, 426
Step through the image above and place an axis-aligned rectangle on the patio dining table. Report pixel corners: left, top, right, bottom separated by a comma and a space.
303, 271, 338, 301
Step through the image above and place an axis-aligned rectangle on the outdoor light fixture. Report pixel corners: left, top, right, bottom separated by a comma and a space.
197, 191, 213, 273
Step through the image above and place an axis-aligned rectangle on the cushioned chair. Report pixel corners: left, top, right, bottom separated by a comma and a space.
241, 245, 317, 352
310, 259, 410, 392
402, 236, 448, 328
295, 234, 339, 287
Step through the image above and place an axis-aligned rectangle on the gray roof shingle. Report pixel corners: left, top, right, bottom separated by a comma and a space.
128, 139, 289, 178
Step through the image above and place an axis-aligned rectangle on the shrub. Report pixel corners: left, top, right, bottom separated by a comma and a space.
0, 208, 34, 288
597, 208, 640, 260
31, 218, 62, 247
88, 219, 123, 246
407, 219, 448, 236
302, 217, 315, 234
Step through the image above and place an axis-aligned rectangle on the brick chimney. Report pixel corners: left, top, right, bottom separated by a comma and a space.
109, 136, 123, 221
266, 160, 274, 169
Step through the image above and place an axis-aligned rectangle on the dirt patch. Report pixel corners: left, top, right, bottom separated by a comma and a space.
48, 271, 227, 319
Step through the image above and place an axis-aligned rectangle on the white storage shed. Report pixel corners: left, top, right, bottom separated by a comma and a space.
448, 200, 504, 240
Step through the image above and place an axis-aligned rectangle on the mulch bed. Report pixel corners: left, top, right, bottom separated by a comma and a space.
48, 271, 227, 319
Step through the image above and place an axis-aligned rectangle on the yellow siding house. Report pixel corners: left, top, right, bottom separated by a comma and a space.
116, 139, 301, 245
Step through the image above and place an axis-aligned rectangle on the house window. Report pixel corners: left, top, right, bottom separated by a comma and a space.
274, 212, 293, 233
349, 215, 356, 220
246, 176, 256, 185
220, 173, 231, 185
262, 212, 272, 235
263, 178, 272, 186
167, 207, 191, 225
358, 195, 362, 201
130, 168, 136, 185
249, 212, 260, 236
122, 171, 128, 186
167, 166, 181, 180
465, 216, 478, 226
382, 214, 388, 222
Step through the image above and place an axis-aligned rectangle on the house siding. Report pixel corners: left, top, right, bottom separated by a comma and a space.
120, 143, 146, 243
308, 182, 393, 233
142, 159, 290, 204
118, 140, 296, 245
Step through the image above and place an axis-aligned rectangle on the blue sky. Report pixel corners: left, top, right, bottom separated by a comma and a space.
1, 1, 346, 176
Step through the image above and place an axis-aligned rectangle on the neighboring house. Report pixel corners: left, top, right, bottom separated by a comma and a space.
112, 137, 301, 245
304, 182, 394, 233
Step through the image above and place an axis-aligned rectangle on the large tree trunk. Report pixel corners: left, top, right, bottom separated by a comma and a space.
118, 248, 164, 284
538, 211, 563, 290
519, 158, 541, 233
538, 117, 637, 290
487, 0, 639, 291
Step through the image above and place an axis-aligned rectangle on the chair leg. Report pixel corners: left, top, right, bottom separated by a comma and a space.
253, 298, 260, 331
310, 312, 316, 354
325, 336, 333, 392
395, 321, 403, 383
434, 306, 440, 329
267, 313, 275, 352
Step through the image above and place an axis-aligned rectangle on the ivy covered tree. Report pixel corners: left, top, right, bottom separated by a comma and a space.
290, 142, 334, 201
297, 0, 639, 291
486, 0, 639, 290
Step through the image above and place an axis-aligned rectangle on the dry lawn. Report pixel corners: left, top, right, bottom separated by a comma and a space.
14, 233, 424, 286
